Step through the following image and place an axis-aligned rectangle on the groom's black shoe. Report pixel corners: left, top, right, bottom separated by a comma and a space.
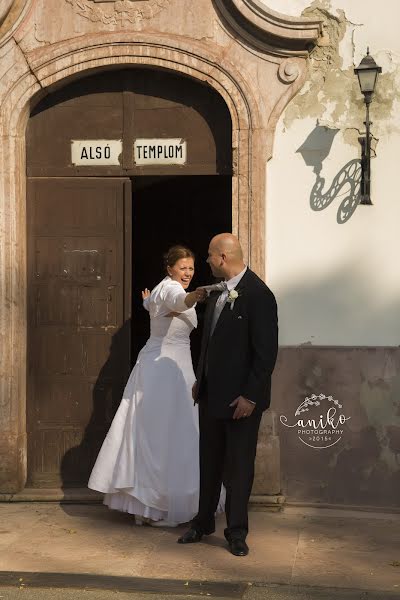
177, 527, 203, 544
228, 538, 249, 556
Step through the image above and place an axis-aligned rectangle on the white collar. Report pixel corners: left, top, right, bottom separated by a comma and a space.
225, 266, 247, 291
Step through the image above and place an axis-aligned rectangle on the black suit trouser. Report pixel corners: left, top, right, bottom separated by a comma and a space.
192, 398, 262, 541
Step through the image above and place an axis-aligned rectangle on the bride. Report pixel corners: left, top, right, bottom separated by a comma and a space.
88, 245, 209, 526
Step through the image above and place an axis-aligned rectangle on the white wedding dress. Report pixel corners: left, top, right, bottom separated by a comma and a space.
88, 276, 202, 524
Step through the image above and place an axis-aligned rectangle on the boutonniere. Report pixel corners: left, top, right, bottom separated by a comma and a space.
226, 288, 241, 310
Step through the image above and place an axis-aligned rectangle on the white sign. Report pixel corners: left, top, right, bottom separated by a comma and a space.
71, 140, 122, 166
134, 139, 187, 165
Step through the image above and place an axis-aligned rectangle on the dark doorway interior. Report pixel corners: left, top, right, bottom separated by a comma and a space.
131, 175, 232, 368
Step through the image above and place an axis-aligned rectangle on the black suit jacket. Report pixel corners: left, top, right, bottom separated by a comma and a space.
194, 268, 278, 418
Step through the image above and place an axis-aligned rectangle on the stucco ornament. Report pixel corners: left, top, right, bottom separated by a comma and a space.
65, 0, 170, 26
278, 59, 300, 84
0, 0, 14, 25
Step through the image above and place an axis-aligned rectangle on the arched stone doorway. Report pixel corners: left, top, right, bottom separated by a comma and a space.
0, 40, 263, 496
0, 2, 321, 496
26, 67, 232, 488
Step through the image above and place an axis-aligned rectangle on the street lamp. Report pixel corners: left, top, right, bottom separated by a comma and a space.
354, 49, 382, 205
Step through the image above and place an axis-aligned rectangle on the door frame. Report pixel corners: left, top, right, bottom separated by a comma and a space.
0, 33, 312, 493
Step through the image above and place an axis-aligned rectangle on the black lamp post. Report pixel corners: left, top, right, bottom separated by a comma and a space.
354, 49, 382, 205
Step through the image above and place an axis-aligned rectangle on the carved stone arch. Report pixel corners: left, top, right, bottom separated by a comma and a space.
0, 6, 321, 493
7, 34, 266, 270
28, 33, 262, 128
0, 0, 30, 44
216, 0, 321, 56
0, 37, 265, 492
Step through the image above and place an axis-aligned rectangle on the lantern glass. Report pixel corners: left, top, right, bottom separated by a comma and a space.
357, 69, 378, 94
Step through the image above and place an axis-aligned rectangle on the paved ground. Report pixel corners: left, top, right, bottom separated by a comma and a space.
0, 503, 399, 597
0, 583, 398, 599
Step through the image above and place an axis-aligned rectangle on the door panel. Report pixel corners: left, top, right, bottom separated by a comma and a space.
27, 178, 131, 487
26, 69, 232, 177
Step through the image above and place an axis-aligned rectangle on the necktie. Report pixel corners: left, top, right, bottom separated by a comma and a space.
209, 281, 228, 336
197, 281, 227, 295
204, 282, 228, 376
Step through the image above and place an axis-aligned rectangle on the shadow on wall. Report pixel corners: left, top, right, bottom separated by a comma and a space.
310, 159, 361, 224
297, 126, 362, 224
59, 320, 132, 496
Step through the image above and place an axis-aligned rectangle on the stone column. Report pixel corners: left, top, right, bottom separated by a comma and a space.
251, 409, 285, 510
0, 130, 27, 493
0, 39, 39, 494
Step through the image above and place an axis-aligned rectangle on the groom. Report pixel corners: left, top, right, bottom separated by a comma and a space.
178, 233, 278, 556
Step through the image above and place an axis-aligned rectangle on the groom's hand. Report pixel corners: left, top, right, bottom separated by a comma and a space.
230, 396, 255, 419
192, 381, 198, 400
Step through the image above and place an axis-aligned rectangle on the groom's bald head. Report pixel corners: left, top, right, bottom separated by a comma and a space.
207, 233, 246, 279
211, 233, 243, 261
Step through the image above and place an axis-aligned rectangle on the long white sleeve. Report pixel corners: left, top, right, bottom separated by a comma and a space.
143, 296, 150, 312
160, 281, 191, 313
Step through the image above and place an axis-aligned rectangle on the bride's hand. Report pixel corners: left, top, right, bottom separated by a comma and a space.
195, 287, 208, 303
142, 288, 150, 300
184, 287, 208, 308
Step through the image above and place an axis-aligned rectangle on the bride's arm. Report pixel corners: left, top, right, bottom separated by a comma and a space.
184, 290, 201, 308
142, 288, 151, 311
161, 282, 206, 312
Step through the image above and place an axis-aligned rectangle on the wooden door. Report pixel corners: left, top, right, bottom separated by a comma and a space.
27, 178, 132, 487
26, 69, 232, 178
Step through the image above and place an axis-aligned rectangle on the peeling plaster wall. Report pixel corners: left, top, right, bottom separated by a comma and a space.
263, 0, 400, 347
263, 0, 400, 508
273, 347, 400, 508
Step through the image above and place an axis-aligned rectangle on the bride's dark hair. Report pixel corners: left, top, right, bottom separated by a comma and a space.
164, 245, 195, 272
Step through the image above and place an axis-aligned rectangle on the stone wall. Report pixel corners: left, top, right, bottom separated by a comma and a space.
264, 0, 400, 509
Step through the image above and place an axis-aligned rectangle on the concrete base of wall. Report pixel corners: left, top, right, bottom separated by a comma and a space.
274, 346, 400, 509
0, 489, 286, 511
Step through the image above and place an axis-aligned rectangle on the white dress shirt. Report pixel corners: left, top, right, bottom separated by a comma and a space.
210, 266, 247, 336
